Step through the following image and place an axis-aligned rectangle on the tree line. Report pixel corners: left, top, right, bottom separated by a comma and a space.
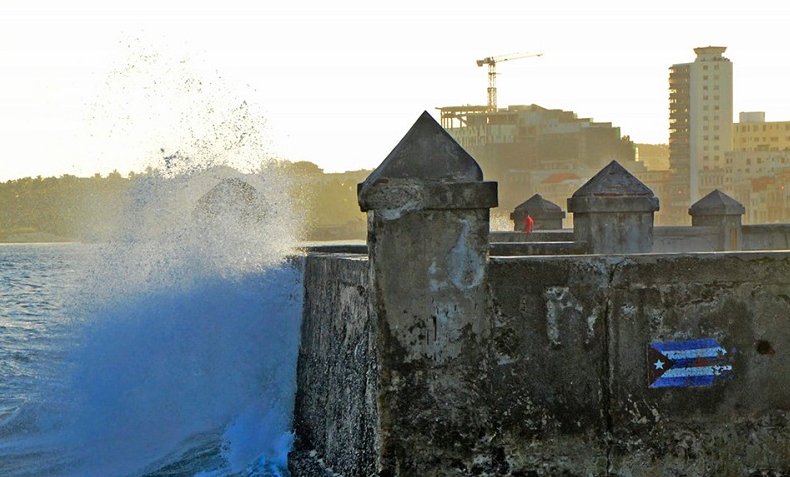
0, 163, 370, 243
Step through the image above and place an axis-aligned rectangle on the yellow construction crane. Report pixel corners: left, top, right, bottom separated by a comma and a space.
476, 51, 543, 112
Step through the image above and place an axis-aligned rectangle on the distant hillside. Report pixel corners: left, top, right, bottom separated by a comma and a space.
0, 163, 371, 243
0, 172, 131, 242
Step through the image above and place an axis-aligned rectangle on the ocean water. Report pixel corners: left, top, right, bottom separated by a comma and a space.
0, 173, 304, 477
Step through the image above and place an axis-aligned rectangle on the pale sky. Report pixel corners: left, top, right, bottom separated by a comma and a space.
2, 1, 790, 181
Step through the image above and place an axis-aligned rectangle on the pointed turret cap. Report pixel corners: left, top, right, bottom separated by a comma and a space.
360, 111, 482, 191
514, 194, 563, 213
358, 112, 496, 213
567, 161, 658, 213
689, 189, 745, 216
571, 161, 653, 198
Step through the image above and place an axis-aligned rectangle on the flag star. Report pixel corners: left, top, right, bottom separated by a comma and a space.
654, 359, 665, 370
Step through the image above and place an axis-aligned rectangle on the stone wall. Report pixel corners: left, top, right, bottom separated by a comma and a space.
292, 251, 790, 476
606, 252, 789, 476
490, 230, 574, 243
290, 253, 377, 477
487, 255, 610, 475
491, 225, 790, 254
652, 226, 720, 253
744, 224, 790, 251
490, 252, 790, 476
290, 113, 789, 476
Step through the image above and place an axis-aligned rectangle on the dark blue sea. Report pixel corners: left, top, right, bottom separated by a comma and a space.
0, 241, 302, 477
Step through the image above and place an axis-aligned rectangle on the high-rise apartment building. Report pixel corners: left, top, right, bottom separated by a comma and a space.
668, 46, 733, 218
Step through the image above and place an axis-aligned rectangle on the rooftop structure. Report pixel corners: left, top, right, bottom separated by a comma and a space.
437, 104, 638, 211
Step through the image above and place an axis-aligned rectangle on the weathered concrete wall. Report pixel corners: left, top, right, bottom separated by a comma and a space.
292, 251, 790, 476
490, 230, 574, 243
487, 256, 611, 475
744, 224, 790, 251
489, 231, 587, 255
290, 253, 377, 477
606, 252, 790, 476
489, 241, 589, 256
653, 226, 719, 253
494, 225, 790, 253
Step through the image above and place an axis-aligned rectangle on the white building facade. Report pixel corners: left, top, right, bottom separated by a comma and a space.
669, 46, 733, 204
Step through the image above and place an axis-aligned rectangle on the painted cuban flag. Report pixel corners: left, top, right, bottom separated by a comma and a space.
648, 338, 733, 388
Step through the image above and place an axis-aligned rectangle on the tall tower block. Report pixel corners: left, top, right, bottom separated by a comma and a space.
668, 46, 733, 216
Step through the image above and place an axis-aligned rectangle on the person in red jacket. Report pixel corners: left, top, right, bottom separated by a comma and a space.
524, 213, 534, 233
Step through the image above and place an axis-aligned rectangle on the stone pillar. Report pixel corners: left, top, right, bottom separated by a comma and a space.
510, 193, 566, 231
358, 111, 498, 475
688, 189, 745, 251
567, 161, 659, 254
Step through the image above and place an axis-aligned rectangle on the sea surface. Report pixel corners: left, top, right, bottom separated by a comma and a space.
0, 242, 302, 477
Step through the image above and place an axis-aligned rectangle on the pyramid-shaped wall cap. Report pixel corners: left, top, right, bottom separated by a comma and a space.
358, 112, 497, 212
567, 161, 658, 213
689, 189, 745, 216
360, 112, 483, 191
571, 161, 654, 198
515, 194, 563, 213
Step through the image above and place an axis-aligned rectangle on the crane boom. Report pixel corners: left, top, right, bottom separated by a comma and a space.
476, 51, 543, 111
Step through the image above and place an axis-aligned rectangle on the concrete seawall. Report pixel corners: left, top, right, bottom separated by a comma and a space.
291, 251, 790, 476
290, 254, 376, 477
289, 113, 789, 476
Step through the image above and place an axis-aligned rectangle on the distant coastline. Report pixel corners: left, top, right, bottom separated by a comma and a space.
0, 164, 371, 244
0, 232, 74, 244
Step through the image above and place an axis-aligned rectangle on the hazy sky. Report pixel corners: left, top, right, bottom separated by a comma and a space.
2, 1, 790, 181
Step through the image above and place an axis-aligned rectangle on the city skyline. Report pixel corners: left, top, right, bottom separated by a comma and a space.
2, 2, 790, 181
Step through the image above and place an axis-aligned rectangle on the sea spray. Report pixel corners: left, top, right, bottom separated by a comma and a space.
17, 165, 304, 477
55, 266, 302, 477
0, 42, 306, 476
